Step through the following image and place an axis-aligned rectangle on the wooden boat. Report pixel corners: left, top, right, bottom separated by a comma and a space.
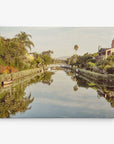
3, 83, 12, 88
2, 80, 13, 86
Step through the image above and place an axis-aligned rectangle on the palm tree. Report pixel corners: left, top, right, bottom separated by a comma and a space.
15, 32, 34, 51
74, 44, 79, 53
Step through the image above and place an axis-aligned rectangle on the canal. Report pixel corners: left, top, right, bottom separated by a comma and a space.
0, 69, 114, 118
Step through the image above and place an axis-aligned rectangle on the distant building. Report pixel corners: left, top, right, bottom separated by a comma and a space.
97, 39, 114, 60
28, 52, 35, 57
26, 53, 34, 61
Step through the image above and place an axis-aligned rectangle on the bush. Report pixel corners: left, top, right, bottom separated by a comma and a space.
0, 59, 5, 66
42, 55, 52, 65
104, 65, 111, 71
87, 58, 96, 63
107, 52, 114, 61
87, 62, 95, 70
106, 67, 114, 74
0, 65, 18, 74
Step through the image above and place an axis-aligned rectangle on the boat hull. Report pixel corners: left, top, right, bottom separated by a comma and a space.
2, 81, 12, 85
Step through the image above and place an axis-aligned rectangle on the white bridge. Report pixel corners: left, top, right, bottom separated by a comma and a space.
47, 63, 71, 69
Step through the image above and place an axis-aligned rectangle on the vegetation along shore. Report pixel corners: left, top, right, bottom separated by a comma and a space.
0, 31, 114, 86
0, 32, 56, 85
66, 40, 114, 81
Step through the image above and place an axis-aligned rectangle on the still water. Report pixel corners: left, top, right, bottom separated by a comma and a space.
0, 70, 114, 118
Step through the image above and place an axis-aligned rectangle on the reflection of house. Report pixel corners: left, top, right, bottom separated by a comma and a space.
98, 39, 114, 60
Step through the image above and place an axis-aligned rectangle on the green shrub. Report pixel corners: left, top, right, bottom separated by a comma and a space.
98, 65, 103, 70
87, 62, 95, 70
104, 65, 111, 71
106, 67, 114, 74
0, 59, 5, 66
107, 52, 114, 61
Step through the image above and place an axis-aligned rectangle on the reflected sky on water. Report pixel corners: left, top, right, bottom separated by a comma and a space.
9, 70, 114, 118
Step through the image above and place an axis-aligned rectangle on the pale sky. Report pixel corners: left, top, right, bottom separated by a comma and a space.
0, 27, 114, 58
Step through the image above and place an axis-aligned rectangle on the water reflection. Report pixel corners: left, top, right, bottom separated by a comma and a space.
41, 71, 54, 85
0, 69, 114, 118
0, 71, 54, 118
66, 70, 114, 109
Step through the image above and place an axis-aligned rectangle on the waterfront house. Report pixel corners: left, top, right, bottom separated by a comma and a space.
97, 39, 114, 60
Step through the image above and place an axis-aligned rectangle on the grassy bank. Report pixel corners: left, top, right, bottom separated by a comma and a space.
0, 67, 44, 84
77, 68, 114, 84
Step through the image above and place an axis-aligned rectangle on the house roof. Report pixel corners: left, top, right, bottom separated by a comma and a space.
99, 48, 111, 52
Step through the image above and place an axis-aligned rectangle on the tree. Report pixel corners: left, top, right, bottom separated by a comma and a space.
35, 57, 44, 67
42, 50, 53, 56
74, 44, 79, 53
0, 84, 34, 118
0, 32, 35, 70
15, 31, 34, 51
76, 54, 93, 68
42, 55, 52, 65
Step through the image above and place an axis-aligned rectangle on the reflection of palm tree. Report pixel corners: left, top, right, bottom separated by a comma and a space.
73, 85, 78, 91
0, 71, 55, 118
74, 45, 79, 53
0, 92, 34, 118
0, 83, 34, 118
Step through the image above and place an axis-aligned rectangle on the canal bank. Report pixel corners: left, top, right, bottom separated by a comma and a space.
0, 67, 46, 85
76, 68, 114, 85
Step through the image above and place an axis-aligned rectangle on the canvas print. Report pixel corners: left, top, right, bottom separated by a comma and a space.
0, 27, 114, 118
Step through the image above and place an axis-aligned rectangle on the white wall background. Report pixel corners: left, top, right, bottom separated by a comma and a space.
0, 0, 114, 144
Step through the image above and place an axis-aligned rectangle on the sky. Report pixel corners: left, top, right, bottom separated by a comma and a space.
0, 27, 114, 58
